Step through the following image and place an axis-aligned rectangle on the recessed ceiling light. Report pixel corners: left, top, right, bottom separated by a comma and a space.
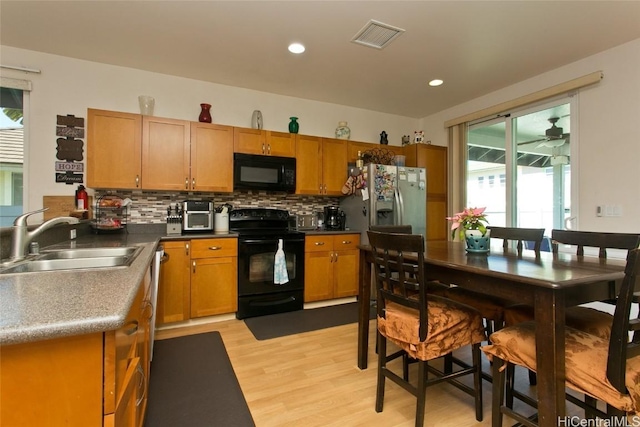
429, 79, 444, 87
288, 43, 305, 54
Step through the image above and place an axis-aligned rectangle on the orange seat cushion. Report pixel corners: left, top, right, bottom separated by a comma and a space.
482, 321, 640, 413
378, 295, 486, 361
430, 287, 510, 322
504, 305, 613, 340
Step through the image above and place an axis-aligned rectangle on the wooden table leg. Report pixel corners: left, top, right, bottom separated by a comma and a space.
534, 289, 566, 427
357, 248, 371, 370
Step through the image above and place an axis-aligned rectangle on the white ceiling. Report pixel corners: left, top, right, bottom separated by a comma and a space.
1, 1, 640, 119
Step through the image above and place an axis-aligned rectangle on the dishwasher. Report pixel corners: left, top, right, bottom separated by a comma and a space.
149, 244, 164, 361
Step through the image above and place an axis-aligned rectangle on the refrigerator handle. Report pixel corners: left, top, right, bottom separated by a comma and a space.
395, 187, 404, 225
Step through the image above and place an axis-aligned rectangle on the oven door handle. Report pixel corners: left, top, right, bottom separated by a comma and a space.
240, 238, 304, 245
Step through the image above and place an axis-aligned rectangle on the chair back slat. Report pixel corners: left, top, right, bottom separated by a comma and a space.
551, 230, 640, 258
368, 230, 428, 341
370, 225, 413, 234
606, 248, 640, 393
487, 226, 545, 255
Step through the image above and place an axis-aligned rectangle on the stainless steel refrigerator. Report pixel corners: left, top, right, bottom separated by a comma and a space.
339, 163, 427, 245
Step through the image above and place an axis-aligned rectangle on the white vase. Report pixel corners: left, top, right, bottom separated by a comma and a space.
251, 110, 263, 129
335, 121, 350, 140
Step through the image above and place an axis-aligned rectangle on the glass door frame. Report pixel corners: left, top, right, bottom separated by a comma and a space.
466, 94, 578, 232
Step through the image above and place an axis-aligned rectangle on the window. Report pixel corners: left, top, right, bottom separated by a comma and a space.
0, 85, 25, 226
467, 98, 573, 235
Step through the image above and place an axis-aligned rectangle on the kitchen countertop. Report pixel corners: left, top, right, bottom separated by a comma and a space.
0, 226, 357, 346
0, 229, 238, 346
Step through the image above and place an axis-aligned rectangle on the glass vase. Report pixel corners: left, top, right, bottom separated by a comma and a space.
288, 117, 299, 134
335, 121, 350, 140
199, 103, 212, 123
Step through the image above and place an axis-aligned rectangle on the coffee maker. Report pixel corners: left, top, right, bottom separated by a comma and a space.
324, 206, 346, 230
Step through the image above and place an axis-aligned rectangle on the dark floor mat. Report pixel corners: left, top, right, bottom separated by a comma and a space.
244, 301, 375, 340
144, 331, 255, 427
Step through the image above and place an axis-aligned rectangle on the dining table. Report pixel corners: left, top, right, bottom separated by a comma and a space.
357, 240, 627, 427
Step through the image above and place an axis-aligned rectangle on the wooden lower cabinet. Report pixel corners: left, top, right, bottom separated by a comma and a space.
157, 238, 238, 324
0, 273, 151, 427
157, 240, 191, 323
304, 234, 360, 302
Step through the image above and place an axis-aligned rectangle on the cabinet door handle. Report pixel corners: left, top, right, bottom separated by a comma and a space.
262, 143, 266, 154
185, 243, 189, 256
192, 178, 196, 189
135, 175, 140, 188
192, 260, 196, 273
342, 240, 352, 245
335, 252, 338, 262
123, 320, 139, 336
314, 242, 325, 246
185, 177, 189, 190
267, 144, 271, 155
319, 185, 323, 193
323, 184, 327, 194
209, 246, 221, 250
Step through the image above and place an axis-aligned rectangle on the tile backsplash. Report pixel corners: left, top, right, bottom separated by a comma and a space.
95, 190, 342, 224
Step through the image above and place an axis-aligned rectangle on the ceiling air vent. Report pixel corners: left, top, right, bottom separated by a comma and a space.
351, 19, 405, 49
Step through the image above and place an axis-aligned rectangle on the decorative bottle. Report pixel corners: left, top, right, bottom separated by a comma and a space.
335, 121, 350, 140
199, 103, 212, 123
288, 117, 299, 134
251, 110, 263, 129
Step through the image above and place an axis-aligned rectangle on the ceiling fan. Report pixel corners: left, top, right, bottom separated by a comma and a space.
518, 117, 570, 148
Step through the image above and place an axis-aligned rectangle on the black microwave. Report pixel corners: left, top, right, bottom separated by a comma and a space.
233, 153, 296, 193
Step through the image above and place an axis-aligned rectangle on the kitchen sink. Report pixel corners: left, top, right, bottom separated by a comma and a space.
37, 247, 140, 260
0, 246, 142, 274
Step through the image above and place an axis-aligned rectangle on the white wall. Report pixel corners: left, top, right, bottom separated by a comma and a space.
3, 39, 639, 233
0, 46, 418, 218
419, 38, 640, 233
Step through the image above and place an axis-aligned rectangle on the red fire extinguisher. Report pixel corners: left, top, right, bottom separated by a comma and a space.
76, 185, 88, 210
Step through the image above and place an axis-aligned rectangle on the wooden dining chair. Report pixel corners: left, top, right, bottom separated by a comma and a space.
503, 230, 640, 387
369, 225, 413, 234
367, 230, 485, 427
483, 248, 640, 427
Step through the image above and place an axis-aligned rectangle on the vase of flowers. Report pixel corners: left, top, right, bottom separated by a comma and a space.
446, 207, 490, 253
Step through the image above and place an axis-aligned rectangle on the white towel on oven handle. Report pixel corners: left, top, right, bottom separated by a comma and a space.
274, 238, 289, 285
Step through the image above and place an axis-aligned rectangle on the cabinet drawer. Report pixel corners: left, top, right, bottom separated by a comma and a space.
191, 238, 237, 259
332, 234, 360, 251
305, 235, 333, 252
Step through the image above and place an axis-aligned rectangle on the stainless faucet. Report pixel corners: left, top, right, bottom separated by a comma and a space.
9, 208, 80, 261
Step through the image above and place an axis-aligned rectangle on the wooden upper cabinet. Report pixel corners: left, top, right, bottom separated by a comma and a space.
233, 127, 295, 157
233, 127, 265, 155
347, 140, 377, 163
295, 134, 323, 195
142, 116, 190, 191
265, 131, 296, 157
321, 138, 348, 196
190, 123, 234, 192
87, 109, 142, 189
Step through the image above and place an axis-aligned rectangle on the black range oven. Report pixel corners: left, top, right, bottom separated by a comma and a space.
231, 208, 305, 319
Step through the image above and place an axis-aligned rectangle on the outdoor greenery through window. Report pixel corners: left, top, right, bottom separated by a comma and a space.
0, 86, 24, 226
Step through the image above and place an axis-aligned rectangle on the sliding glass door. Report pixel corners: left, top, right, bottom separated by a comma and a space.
467, 98, 573, 237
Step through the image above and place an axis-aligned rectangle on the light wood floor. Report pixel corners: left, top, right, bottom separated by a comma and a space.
156, 316, 582, 427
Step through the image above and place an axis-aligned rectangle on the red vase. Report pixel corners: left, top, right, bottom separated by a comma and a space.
199, 103, 212, 123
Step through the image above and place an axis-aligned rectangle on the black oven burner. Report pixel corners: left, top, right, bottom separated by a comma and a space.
231, 208, 305, 319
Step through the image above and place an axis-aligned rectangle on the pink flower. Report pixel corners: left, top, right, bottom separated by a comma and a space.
446, 207, 489, 240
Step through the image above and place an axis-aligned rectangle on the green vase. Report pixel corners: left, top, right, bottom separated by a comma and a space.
288, 117, 299, 134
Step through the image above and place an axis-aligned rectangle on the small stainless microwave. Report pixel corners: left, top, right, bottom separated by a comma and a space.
233, 153, 296, 193
182, 200, 213, 232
